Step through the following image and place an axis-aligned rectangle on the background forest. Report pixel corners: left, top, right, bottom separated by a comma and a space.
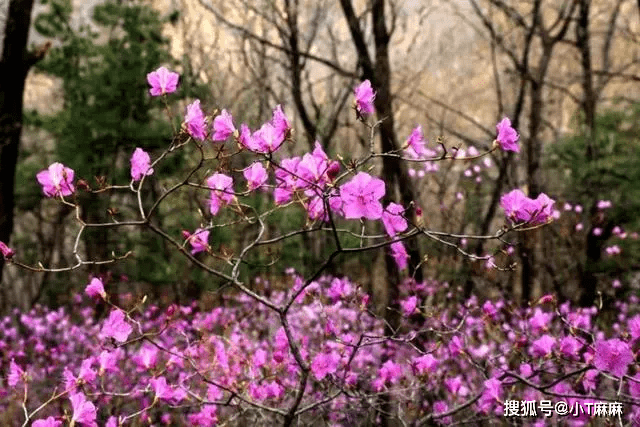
2, 0, 638, 312
2, 1, 640, 426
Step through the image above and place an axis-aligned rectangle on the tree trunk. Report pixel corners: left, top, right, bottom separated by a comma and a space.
0, 0, 38, 305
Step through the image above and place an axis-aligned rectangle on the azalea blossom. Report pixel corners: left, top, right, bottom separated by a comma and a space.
69, 392, 97, 427
183, 228, 209, 255
311, 351, 340, 380
530, 335, 556, 357
85, 277, 106, 299
188, 405, 218, 426
243, 162, 268, 191
495, 117, 520, 153
252, 122, 285, 153
212, 109, 236, 141
500, 189, 555, 225
98, 350, 119, 375
381, 203, 408, 237
400, 295, 418, 316
150, 376, 180, 402
101, 309, 132, 343
412, 354, 438, 376
390, 241, 409, 270
0, 240, 14, 259
207, 173, 235, 215
36, 162, 75, 198
146, 66, 179, 96
184, 99, 207, 141
593, 338, 633, 377
339, 172, 385, 220
478, 377, 503, 414
271, 104, 291, 140
8, 359, 24, 387
32, 417, 62, 427
354, 80, 375, 117
237, 105, 290, 153
130, 148, 154, 181
404, 126, 428, 159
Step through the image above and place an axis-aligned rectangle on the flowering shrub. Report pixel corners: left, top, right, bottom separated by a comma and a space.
4, 66, 636, 426
2, 276, 640, 425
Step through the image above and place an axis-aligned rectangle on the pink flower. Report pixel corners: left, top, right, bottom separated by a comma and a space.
150, 376, 177, 401
530, 335, 556, 357
183, 228, 209, 255
629, 373, 640, 398
69, 392, 97, 427
433, 401, 451, 424
354, 80, 375, 117
36, 162, 75, 197
252, 122, 285, 153
297, 142, 333, 188
629, 315, 640, 341
559, 336, 583, 360
237, 124, 256, 151
101, 309, 132, 343
478, 378, 502, 414
78, 358, 96, 384
188, 405, 218, 426
85, 277, 106, 299
412, 354, 438, 376
32, 417, 61, 427
404, 126, 428, 159
271, 105, 291, 140
340, 172, 385, 219
381, 203, 408, 237
305, 195, 329, 221
606, 245, 621, 256
207, 173, 235, 215
8, 359, 24, 387
130, 148, 154, 181
400, 295, 418, 316
147, 66, 179, 96
184, 100, 207, 141
597, 200, 612, 209
500, 189, 555, 225
0, 241, 14, 259
594, 338, 633, 377
135, 344, 159, 370
529, 193, 555, 225
98, 350, 119, 375
252, 349, 268, 370
500, 189, 529, 222
378, 359, 403, 386
482, 301, 497, 319
495, 117, 520, 153
311, 351, 340, 380
273, 187, 293, 205
243, 162, 268, 191
582, 369, 598, 392
212, 109, 236, 141
390, 241, 409, 270
529, 307, 553, 333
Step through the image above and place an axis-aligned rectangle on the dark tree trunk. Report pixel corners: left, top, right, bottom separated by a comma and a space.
0, 0, 41, 299
339, 1, 422, 424
577, 0, 596, 161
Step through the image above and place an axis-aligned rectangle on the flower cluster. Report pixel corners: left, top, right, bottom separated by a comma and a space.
500, 189, 555, 225
14, 69, 618, 427
3, 275, 640, 425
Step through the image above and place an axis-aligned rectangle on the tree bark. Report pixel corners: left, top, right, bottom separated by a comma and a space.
0, 0, 42, 301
